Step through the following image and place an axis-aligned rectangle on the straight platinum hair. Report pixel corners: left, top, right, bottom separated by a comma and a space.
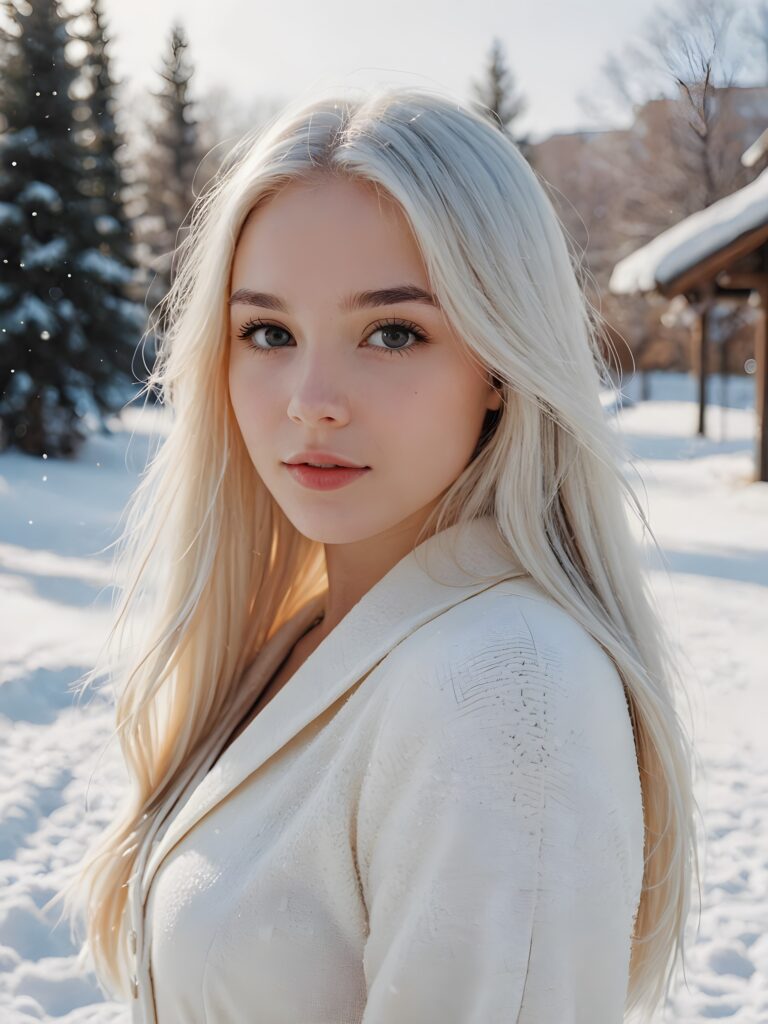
51, 83, 701, 1021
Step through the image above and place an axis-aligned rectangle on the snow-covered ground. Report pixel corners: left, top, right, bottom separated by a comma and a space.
0, 371, 766, 1023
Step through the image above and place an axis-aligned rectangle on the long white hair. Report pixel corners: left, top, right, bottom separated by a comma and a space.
52, 83, 700, 1021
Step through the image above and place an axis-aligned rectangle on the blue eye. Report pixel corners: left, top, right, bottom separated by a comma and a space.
365, 319, 430, 355
236, 321, 292, 351
235, 318, 430, 357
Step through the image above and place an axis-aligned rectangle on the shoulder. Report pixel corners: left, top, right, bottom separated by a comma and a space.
378, 577, 630, 746
365, 578, 642, 835
359, 577, 645, 915
356, 579, 647, 978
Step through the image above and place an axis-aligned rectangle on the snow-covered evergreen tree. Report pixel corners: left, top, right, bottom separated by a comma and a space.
138, 22, 206, 338
74, 0, 146, 402
1, 0, 88, 455
0, 0, 142, 456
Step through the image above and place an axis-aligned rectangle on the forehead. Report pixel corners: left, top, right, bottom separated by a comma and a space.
230, 176, 429, 294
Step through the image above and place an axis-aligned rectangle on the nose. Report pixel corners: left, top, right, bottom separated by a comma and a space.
286, 348, 352, 427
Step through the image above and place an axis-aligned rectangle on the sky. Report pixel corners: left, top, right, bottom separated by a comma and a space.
82, 0, 675, 142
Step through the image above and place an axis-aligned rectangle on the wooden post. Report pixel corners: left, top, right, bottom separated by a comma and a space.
756, 280, 768, 483
698, 304, 708, 436
712, 260, 768, 482
689, 288, 710, 437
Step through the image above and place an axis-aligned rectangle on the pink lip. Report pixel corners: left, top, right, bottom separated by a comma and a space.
283, 463, 371, 491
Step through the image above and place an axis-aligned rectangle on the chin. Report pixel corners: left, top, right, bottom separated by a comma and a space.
280, 505, 400, 547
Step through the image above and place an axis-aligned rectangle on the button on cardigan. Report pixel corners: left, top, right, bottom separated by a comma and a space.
126, 514, 645, 1023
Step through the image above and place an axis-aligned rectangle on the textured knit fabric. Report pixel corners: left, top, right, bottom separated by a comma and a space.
126, 515, 645, 1023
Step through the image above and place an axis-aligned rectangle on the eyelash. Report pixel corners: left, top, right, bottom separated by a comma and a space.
235, 317, 430, 358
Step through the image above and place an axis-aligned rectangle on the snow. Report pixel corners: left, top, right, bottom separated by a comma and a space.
18, 183, 62, 210
742, 128, 768, 168
3, 127, 38, 150
0, 202, 24, 230
609, 167, 768, 294
0, 373, 766, 1023
94, 216, 120, 236
100, 295, 148, 330
22, 238, 68, 270
76, 251, 132, 287
55, 299, 76, 324
5, 296, 57, 334
2, 370, 35, 405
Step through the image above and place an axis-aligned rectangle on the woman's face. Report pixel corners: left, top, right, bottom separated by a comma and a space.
227, 174, 501, 545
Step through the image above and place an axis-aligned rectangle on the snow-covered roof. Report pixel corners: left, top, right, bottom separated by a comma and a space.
742, 127, 768, 168
609, 166, 768, 295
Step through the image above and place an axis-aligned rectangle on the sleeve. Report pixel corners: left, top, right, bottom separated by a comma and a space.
355, 613, 644, 1024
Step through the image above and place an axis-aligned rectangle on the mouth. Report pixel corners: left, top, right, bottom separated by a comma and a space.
283, 455, 370, 469
282, 462, 371, 491
288, 462, 369, 469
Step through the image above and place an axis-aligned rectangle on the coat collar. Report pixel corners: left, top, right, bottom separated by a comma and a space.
139, 514, 526, 904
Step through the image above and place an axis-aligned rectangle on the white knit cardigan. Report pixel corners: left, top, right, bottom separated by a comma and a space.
125, 514, 645, 1023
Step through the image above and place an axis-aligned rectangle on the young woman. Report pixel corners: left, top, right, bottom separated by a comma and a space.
56, 85, 700, 1023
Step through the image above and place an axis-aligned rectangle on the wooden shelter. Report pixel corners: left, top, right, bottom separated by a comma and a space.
609, 158, 768, 484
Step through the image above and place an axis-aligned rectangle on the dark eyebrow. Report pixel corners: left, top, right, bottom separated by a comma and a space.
228, 284, 440, 312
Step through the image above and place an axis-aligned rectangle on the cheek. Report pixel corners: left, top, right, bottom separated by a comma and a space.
228, 354, 276, 446
382, 362, 488, 471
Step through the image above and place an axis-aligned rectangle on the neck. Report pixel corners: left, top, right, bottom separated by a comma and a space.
316, 501, 443, 638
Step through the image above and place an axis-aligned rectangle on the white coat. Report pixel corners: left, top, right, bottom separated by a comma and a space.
125, 514, 645, 1023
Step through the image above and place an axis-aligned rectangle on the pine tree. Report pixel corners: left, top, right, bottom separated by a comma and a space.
74, 0, 146, 403
471, 37, 533, 164
0, 0, 141, 456
137, 22, 206, 341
